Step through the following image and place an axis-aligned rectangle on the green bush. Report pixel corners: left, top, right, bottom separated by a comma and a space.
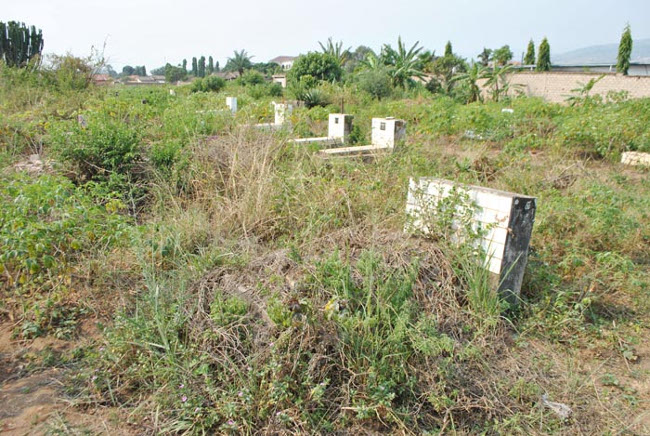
288, 52, 343, 85
0, 174, 130, 338
239, 70, 265, 86
191, 76, 226, 93
356, 68, 393, 100
49, 113, 144, 190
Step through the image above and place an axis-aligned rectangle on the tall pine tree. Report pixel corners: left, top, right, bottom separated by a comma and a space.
208, 56, 214, 74
444, 41, 453, 57
617, 24, 633, 75
537, 38, 551, 71
524, 39, 535, 65
198, 56, 206, 77
191, 57, 198, 76
182, 59, 187, 72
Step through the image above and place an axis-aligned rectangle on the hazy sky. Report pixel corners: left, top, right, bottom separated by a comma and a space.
5, 0, 650, 71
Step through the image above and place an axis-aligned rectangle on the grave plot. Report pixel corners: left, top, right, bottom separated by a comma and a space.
290, 114, 353, 147
196, 97, 238, 115
621, 151, 650, 167
319, 117, 406, 158
405, 177, 537, 302
254, 102, 293, 130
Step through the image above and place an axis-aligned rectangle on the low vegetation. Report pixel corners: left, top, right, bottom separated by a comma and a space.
0, 56, 649, 434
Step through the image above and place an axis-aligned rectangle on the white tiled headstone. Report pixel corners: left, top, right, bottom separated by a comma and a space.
406, 177, 537, 301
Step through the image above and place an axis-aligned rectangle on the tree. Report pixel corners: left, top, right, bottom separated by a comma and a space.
198, 56, 206, 77
133, 66, 146, 76
492, 45, 513, 66
208, 56, 214, 74
357, 67, 392, 100
444, 41, 453, 57
451, 63, 485, 103
164, 63, 187, 83
122, 65, 135, 76
288, 52, 342, 83
524, 39, 535, 65
182, 59, 187, 72
483, 64, 518, 101
379, 37, 425, 88
150, 65, 166, 75
191, 57, 197, 76
226, 49, 253, 76
318, 37, 351, 67
215, 61, 220, 72
537, 38, 551, 71
617, 24, 632, 75
430, 51, 467, 94
477, 48, 492, 66
0, 21, 44, 68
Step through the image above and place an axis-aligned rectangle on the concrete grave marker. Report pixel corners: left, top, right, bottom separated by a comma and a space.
319, 117, 406, 158
405, 177, 537, 302
254, 102, 293, 130
226, 97, 238, 114
291, 114, 353, 146
621, 151, 650, 167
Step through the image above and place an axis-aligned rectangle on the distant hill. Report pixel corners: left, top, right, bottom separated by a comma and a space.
553, 38, 650, 65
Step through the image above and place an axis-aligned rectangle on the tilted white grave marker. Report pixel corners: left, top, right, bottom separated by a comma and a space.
319, 117, 406, 158
290, 114, 353, 146
226, 97, 238, 114
405, 177, 537, 301
621, 151, 650, 167
254, 102, 293, 130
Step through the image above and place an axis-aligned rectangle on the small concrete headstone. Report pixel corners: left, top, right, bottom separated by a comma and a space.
170, 89, 176, 96
226, 97, 238, 114
328, 114, 353, 143
405, 177, 537, 302
371, 117, 406, 149
273, 102, 293, 125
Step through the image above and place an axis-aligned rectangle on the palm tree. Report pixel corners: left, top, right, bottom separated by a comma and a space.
452, 63, 486, 103
228, 50, 253, 76
359, 52, 384, 71
482, 64, 517, 102
380, 37, 425, 88
318, 37, 351, 67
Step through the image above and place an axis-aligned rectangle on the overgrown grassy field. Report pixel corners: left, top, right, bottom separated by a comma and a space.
1, 65, 649, 434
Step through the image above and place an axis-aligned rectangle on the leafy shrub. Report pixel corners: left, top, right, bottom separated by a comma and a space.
356, 68, 393, 100
239, 70, 265, 86
191, 76, 226, 93
49, 113, 144, 189
298, 88, 330, 108
0, 174, 129, 337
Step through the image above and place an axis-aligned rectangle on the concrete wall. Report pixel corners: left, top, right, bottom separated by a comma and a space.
481, 72, 650, 104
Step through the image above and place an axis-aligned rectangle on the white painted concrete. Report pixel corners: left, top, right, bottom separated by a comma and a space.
371, 117, 406, 149
319, 117, 406, 157
226, 97, 237, 114
622, 151, 650, 167
291, 114, 353, 147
